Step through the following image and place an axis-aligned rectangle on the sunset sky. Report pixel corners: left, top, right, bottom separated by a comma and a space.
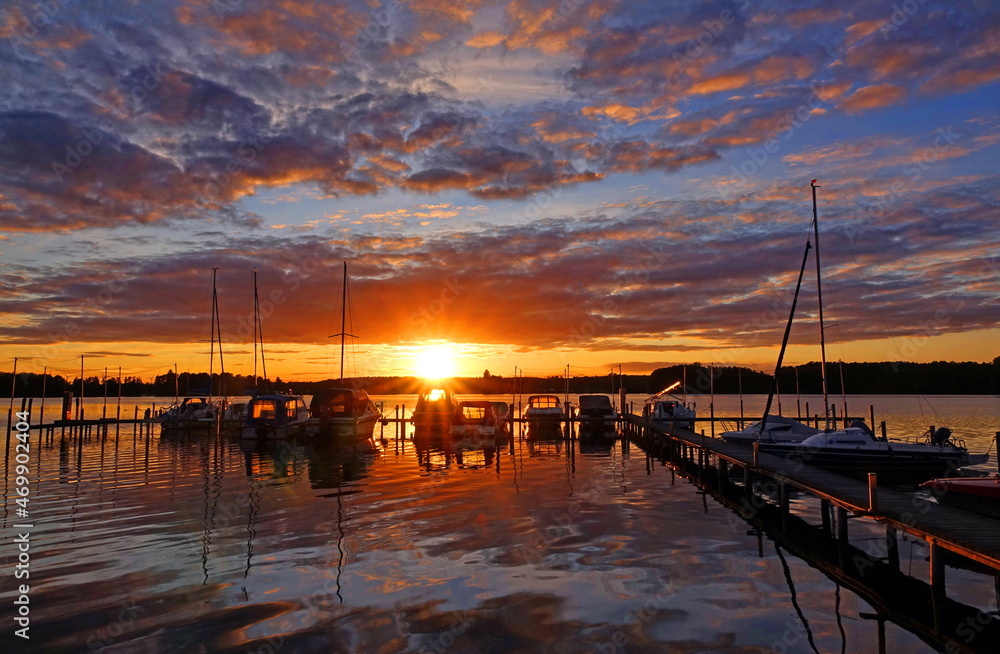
1, 0, 998, 383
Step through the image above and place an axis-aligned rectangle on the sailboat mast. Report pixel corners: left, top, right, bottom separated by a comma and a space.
340, 261, 348, 381
328, 261, 358, 382
761, 238, 812, 435
210, 267, 218, 402
811, 180, 830, 427
252, 269, 258, 390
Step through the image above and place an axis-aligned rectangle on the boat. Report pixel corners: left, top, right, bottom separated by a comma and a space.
721, 414, 819, 444
301, 262, 383, 445
731, 183, 990, 484
756, 425, 988, 487
411, 387, 455, 427
220, 401, 247, 430
577, 394, 617, 435
451, 400, 501, 439
524, 395, 564, 423
157, 396, 219, 431
304, 387, 382, 445
159, 268, 228, 434
921, 474, 1000, 519
642, 382, 695, 430
242, 393, 310, 440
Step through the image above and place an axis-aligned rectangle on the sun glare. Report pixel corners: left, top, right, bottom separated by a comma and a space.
412, 343, 459, 379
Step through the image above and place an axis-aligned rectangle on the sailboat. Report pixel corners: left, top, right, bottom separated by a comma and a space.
158, 268, 225, 433
242, 269, 310, 440
726, 182, 987, 485
303, 262, 383, 445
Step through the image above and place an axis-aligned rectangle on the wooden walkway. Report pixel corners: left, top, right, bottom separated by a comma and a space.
623, 414, 1000, 572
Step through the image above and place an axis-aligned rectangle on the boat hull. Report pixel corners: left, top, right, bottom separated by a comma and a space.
304, 412, 381, 444
922, 477, 1000, 519
759, 444, 969, 486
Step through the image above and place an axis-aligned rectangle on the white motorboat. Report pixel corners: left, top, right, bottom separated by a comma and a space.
524, 395, 564, 422
157, 396, 220, 432
721, 414, 820, 444
642, 382, 695, 429
757, 426, 989, 486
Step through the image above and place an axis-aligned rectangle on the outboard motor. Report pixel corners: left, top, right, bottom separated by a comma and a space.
931, 426, 952, 446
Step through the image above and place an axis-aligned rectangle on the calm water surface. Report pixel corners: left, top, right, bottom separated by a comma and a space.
1, 395, 998, 653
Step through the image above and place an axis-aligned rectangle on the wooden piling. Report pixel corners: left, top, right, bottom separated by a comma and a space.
779, 481, 789, 530
930, 541, 945, 594
836, 506, 848, 566
886, 525, 900, 572
868, 473, 878, 512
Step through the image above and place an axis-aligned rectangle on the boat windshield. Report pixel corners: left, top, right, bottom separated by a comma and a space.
424, 389, 448, 402
461, 406, 487, 421
530, 397, 561, 409
250, 400, 279, 420
312, 390, 353, 416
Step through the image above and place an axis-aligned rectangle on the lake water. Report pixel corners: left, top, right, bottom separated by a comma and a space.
1, 395, 997, 653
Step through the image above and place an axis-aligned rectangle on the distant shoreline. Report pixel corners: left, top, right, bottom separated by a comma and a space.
3, 360, 998, 397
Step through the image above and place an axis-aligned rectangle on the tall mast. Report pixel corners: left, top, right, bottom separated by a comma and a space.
760, 238, 812, 436
328, 261, 357, 382
210, 267, 217, 402
214, 268, 225, 398
253, 269, 267, 391
252, 269, 258, 390
811, 180, 830, 427
340, 262, 347, 380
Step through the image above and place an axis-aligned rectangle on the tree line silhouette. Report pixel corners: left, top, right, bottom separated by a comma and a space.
3, 358, 997, 398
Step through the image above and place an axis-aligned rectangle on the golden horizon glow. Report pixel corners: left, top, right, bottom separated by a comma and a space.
3, 326, 996, 382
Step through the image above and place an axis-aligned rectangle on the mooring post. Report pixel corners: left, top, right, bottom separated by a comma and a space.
780, 482, 789, 530
930, 541, 945, 596
718, 459, 728, 484
752, 441, 759, 468
868, 473, 878, 513
886, 525, 899, 572
821, 499, 831, 535
880, 421, 887, 440
868, 405, 875, 433
837, 506, 849, 566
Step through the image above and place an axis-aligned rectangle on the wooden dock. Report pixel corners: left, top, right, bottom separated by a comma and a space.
621, 413, 1000, 573
621, 413, 1000, 653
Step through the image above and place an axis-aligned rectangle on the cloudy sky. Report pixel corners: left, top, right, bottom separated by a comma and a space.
0, 0, 997, 382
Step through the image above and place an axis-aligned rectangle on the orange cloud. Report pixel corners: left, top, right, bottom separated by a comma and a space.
920, 64, 1000, 94
466, 31, 505, 48
689, 72, 751, 95
580, 104, 643, 124
837, 84, 907, 114
845, 19, 884, 45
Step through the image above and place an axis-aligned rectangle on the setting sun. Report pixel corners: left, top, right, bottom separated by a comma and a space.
411, 343, 459, 379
